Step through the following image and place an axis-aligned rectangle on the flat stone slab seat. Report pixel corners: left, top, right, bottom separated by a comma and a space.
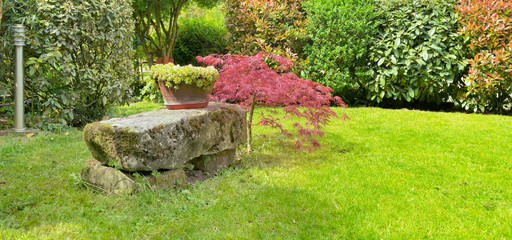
81, 103, 246, 193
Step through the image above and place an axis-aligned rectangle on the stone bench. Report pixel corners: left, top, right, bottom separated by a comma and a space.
81, 103, 246, 194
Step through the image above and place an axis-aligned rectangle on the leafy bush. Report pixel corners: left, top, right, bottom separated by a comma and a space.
0, 0, 36, 115
150, 63, 218, 90
368, 0, 468, 105
138, 76, 162, 103
456, 0, 512, 113
197, 52, 348, 151
172, 4, 228, 65
301, 0, 378, 104
23, 0, 134, 127
223, 0, 307, 67
1, 0, 134, 128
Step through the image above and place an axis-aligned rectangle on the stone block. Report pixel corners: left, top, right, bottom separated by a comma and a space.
81, 159, 186, 194
81, 159, 134, 195
83, 103, 246, 171
190, 148, 235, 173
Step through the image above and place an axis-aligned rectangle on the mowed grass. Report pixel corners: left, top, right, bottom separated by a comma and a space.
1, 101, 512, 239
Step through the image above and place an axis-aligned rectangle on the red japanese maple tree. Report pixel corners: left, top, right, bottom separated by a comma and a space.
197, 52, 348, 151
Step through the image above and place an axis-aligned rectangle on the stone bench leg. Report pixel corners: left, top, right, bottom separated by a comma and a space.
81, 159, 186, 194
189, 149, 235, 173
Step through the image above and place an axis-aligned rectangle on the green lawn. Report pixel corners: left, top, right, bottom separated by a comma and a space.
1, 102, 512, 239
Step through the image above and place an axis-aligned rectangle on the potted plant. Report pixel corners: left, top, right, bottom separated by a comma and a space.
150, 63, 218, 110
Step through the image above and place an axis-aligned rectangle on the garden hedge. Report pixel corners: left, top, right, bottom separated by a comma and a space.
301, 0, 378, 104
173, 5, 228, 65
0, 0, 134, 129
367, 0, 468, 105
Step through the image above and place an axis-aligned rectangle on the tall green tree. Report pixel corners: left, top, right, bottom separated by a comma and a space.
133, 0, 218, 67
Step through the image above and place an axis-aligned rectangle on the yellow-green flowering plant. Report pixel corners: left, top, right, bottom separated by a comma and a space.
150, 63, 219, 90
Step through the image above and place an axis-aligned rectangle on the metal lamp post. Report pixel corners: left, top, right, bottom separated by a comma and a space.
13, 24, 26, 133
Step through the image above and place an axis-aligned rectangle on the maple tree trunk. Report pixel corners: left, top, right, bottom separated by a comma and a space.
247, 94, 256, 152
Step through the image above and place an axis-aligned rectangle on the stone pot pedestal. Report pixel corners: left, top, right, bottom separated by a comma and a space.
81, 103, 247, 194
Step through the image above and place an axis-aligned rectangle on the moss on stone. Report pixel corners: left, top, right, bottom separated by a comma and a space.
83, 103, 246, 172
149, 124, 165, 134
187, 117, 203, 130
84, 122, 140, 165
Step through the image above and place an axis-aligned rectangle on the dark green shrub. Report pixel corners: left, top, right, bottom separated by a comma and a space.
1, 0, 134, 128
23, 0, 134, 127
173, 5, 228, 65
367, 0, 468, 105
0, 0, 36, 115
301, 0, 378, 104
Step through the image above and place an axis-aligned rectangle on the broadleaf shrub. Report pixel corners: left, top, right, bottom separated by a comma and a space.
456, 0, 512, 113
197, 52, 348, 151
301, 0, 378, 104
368, 0, 468, 105
223, 0, 307, 69
24, 0, 134, 127
0, 0, 36, 117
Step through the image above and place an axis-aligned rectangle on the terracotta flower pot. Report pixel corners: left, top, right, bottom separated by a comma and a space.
158, 81, 210, 110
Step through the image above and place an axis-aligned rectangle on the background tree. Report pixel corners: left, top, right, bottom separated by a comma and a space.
133, 0, 219, 67
0, 0, 3, 25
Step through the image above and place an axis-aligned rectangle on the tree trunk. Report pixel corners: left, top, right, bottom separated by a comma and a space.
0, 0, 3, 28
132, 0, 188, 68
134, 6, 154, 68
154, 3, 165, 59
247, 94, 257, 152
166, 0, 186, 58
136, 30, 154, 67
